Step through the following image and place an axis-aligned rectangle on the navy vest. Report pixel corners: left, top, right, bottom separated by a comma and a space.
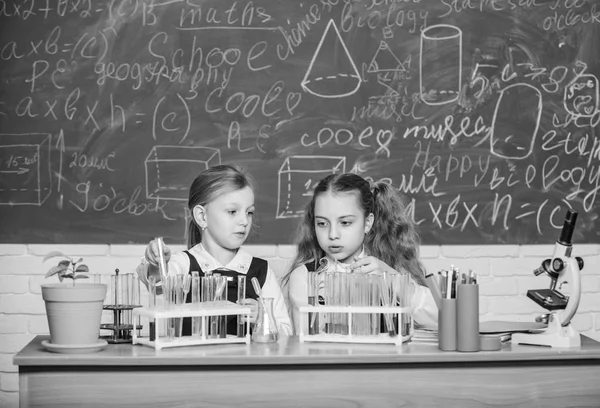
181, 251, 268, 336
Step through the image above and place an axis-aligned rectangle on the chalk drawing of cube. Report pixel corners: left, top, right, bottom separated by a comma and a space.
145, 145, 221, 201
0, 133, 52, 206
564, 74, 599, 117
277, 156, 346, 219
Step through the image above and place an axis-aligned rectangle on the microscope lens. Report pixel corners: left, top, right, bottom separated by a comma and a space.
558, 210, 578, 246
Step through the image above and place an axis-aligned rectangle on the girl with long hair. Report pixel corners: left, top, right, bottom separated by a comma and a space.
284, 173, 437, 334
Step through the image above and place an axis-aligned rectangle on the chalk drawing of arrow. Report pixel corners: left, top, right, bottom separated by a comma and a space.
0, 168, 30, 175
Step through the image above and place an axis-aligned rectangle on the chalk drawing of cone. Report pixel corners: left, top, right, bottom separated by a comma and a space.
419, 25, 462, 106
368, 41, 409, 73
301, 19, 361, 99
489, 83, 542, 160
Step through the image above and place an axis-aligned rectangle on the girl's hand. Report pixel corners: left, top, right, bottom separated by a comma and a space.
349, 256, 392, 275
238, 298, 258, 324
145, 238, 171, 267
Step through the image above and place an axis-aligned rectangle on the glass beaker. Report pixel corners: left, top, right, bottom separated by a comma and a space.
252, 297, 279, 343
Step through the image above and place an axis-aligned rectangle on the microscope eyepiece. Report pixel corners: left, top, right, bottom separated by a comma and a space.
557, 210, 578, 246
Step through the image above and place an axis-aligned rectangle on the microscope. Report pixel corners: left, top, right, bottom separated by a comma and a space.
511, 210, 584, 348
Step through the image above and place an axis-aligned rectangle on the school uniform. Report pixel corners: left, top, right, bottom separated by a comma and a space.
139, 244, 293, 336
287, 257, 438, 335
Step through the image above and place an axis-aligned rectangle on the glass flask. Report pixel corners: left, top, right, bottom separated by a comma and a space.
252, 297, 279, 343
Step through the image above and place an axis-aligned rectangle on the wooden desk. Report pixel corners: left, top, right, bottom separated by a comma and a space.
14, 335, 600, 407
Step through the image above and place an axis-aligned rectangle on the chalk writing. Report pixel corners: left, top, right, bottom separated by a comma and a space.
0, 0, 598, 244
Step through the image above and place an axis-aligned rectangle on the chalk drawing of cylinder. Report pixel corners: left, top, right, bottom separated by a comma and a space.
490, 83, 542, 160
419, 25, 462, 106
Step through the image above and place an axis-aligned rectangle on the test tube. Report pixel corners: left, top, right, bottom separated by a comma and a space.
398, 273, 412, 337
325, 272, 334, 334
217, 275, 227, 338
148, 276, 156, 341
369, 275, 380, 336
130, 274, 141, 337
307, 272, 319, 335
175, 275, 184, 337
237, 276, 246, 338
201, 276, 210, 339
156, 237, 168, 281
208, 274, 219, 338
380, 273, 397, 337
339, 273, 349, 335
166, 276, 176, 340
350, 274, 365, 336
191, 272, 201, 337
359, 274, 370, 336
123, 274, 131, 330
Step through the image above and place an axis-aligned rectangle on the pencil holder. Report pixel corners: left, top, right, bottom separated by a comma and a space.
438, 298, 457, 351
457, 284, 479, 352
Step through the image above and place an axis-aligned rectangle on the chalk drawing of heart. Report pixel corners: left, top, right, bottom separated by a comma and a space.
286, 92, 301, 115
584, 105, 594, 115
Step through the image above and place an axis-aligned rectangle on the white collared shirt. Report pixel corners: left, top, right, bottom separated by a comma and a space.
146, 244, 293, 336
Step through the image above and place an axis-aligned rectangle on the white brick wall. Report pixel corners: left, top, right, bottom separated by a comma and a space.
1, 243, 599, 406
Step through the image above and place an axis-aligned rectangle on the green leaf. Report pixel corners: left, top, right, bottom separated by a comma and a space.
73, 274, 89, 280
43, 251, 70, 263
45, 265, 68, 278
62, 273, 75, 280
75, 258, 83, 265
75, 264, 89, 273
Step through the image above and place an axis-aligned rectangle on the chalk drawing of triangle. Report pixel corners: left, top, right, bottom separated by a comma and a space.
301, 19, 361, 99
368, 41, 406, 73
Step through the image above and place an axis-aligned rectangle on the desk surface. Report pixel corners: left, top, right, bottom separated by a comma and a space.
14, 335, 600, 367
14, 336, 600, 408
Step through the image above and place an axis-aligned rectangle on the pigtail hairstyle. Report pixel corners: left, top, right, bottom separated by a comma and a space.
186, 164, 255, 249
366, 181, 427, 286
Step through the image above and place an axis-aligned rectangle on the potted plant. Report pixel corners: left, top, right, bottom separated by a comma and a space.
41, 251, 107, 352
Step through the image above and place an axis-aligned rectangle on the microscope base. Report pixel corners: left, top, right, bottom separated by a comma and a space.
511, 317, 581, 348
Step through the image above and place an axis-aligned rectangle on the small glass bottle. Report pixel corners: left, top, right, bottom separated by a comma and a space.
252, 297, 279, 343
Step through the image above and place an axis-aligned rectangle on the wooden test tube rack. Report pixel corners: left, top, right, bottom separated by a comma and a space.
298, 305, 412, 345
133, 301, 251, 350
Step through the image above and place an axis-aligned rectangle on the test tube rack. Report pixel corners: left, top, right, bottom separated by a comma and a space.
101, 304, 143, 344
101, 270, 143, 344
133, 301, 251, 350
298, 305, 412, 345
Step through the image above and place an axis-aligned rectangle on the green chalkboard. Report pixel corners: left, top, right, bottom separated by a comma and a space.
0, 0, 599, 244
